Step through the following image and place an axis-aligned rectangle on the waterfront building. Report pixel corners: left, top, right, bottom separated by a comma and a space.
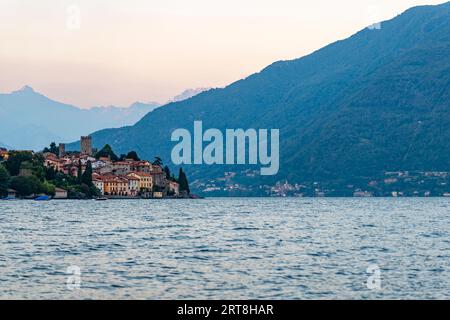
92, 173, 106, 195
127, 172, 153, 192
153, 191, 163, 199
54, 187, 68, 199
104, 175, 129, 196
168, 180, 180, 196
125, 175, 140, 197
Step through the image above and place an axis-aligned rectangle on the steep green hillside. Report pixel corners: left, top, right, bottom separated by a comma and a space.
70, 2, 450, 190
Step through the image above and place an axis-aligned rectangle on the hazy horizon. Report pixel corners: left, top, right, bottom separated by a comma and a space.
0, 84, 208, 109
0, 0, 447, 108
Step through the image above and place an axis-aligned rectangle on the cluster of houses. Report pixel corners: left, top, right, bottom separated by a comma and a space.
91, 163, 180, 198
43, 139, 180, 199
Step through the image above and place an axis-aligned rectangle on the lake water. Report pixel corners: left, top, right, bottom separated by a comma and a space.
0, 198, 449, 300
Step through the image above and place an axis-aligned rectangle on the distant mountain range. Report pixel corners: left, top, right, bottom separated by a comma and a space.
169, 88, 212, 103
68, 2, 449, 193
0, 142, 11, 149
0, 86, 208, 150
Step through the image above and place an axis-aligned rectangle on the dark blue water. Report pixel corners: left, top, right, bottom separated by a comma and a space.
0, 198, 449, 299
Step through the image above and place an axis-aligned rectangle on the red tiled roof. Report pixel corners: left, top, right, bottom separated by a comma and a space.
103, 176, 128, 183
93, 173, 116, 181
129, 160, 151, 165
113, 161, 132, 165
123, 176, 140, 181
127, 171, 152, 177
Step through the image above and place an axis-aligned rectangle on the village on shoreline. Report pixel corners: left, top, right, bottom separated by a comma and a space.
0, 136, 193, 200
2, 137, 450, 199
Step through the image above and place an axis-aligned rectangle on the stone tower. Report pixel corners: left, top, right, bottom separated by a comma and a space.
58, 143, 66, 158
80, 136, 93, 156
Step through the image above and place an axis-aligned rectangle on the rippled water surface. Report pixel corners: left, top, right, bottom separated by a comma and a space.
0, 198, 449, 299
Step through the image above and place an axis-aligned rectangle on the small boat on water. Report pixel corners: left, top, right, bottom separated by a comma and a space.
95, 197, 108, 201
1, 196, 16, 201
189, 194, 205, 199
34, 195, 51, 201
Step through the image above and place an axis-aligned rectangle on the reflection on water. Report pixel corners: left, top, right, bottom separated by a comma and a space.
0, 198, 449, 299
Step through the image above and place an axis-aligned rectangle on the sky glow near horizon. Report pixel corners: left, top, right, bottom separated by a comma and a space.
0, 0, 446, 108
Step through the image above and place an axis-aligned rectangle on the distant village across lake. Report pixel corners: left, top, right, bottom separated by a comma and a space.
0, 136, 191, 200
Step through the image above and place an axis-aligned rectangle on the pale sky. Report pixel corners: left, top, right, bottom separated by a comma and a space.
0, 0, 446, 108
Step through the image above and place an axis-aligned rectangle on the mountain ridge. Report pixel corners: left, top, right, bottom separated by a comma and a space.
45, 2, 450, 194
0, 86, 210, 150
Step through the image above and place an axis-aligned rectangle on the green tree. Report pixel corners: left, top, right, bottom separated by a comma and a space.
77, 183, 100, 199
77, 160, 83, 184
4, 151, 33, 176
81, 160, 93, 186
52, 171, 76, 190
43, 142, 58, 155
126, 151, 140, 161
89, 184, 101, 198
164, 165, 171, 180
41, 180, 56, 196
178, 168, 190, 194
10, 176, 41, 197
17, 154, 46, 181
95, 144, 119, 161
45, 165, 57, 181
0, 164, 10, 197
153, 156, 163, 166
30, 154, 46, 181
